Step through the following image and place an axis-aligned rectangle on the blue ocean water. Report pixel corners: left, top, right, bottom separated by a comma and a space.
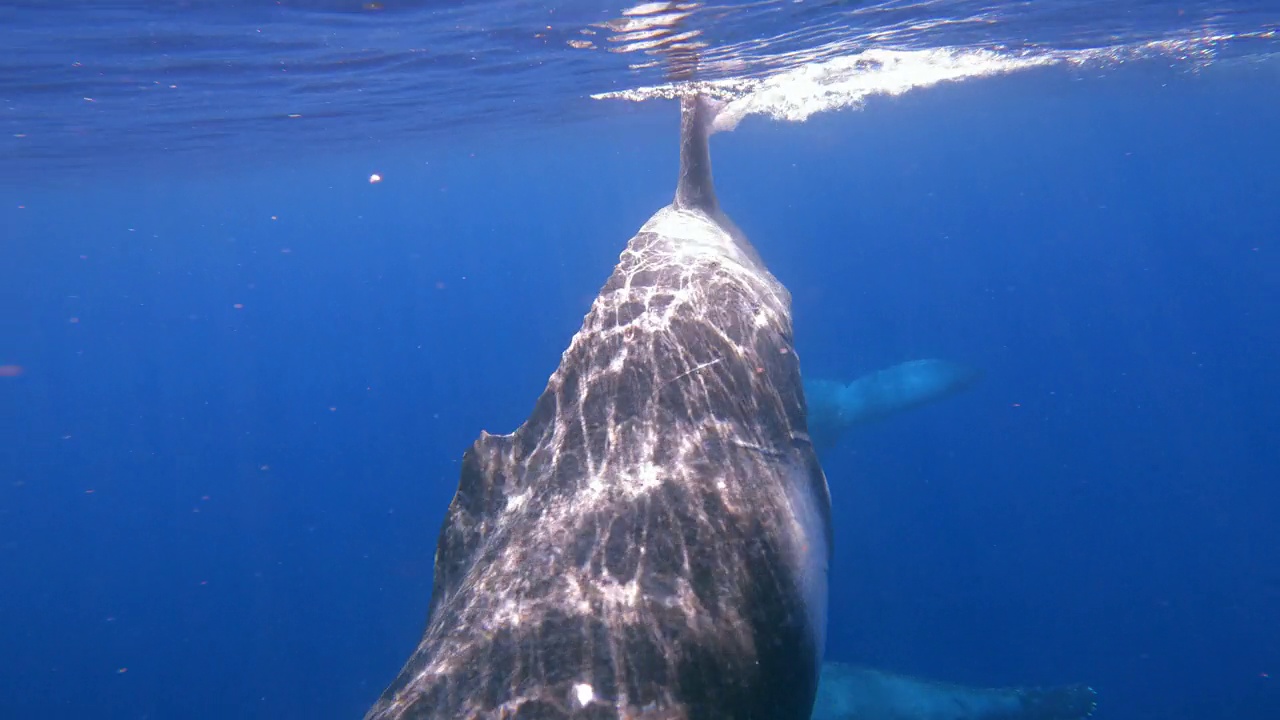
2, 1, 1278, 719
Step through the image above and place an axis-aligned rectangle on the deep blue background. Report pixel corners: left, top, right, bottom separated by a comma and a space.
2, 62, 1277, 719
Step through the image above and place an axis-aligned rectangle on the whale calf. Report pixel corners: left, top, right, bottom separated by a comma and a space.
805, 359, 983, 450
812, 664, 1097, 720
365, 95, 832, 719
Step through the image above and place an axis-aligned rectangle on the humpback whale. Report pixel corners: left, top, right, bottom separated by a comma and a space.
801, 364, 1096, 720
812, 664, 1097, 720
365, 95, 832, 719
805, 359, 983, 450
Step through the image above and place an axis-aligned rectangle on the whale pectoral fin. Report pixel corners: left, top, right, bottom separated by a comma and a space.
426, 430, 519, 622
1015, 684, 1099, 720
802, 378, 847, 452
804, 359, 985, 449
812, 664, 1098, 720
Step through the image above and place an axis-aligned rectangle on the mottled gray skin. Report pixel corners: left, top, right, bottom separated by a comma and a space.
365, 96, 832, 719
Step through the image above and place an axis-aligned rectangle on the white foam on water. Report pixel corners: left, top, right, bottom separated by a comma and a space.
592, 46, 1057, 130
710, 47, 1056, 131
590, 30, 1275, 132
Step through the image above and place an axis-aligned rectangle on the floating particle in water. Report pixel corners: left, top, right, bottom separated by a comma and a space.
0, 365, 22, 377
369, 173, 382, 184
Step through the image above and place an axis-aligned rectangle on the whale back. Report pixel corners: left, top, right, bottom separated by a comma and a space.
365, 99, 832, 720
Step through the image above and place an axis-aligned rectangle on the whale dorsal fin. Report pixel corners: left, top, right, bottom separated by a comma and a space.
674, 94, 720, 214
426, 430, 519, 622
